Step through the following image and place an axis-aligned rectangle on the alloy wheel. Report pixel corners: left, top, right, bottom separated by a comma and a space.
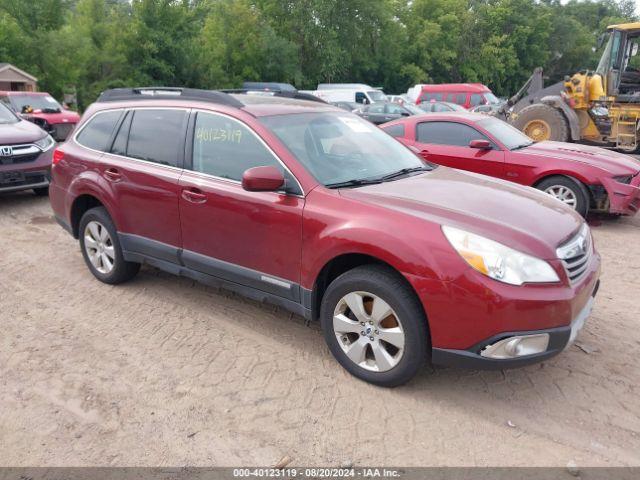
333, 291, 405, 372
84, 220, 115, 274
544, 185, 577, 209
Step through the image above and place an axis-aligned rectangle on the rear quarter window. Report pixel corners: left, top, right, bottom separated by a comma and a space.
75, 110, 122, 151
381, 124, 405, 138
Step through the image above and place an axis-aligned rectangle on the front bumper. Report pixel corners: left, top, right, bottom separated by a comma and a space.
0, 148, 53, 194
598, 174, 640, 215
432, 280, 599, 370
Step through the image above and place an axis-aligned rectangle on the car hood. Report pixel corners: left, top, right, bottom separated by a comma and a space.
519, 141, 640, 175
23, 110, 80, 125
339, 167, 583, 259
0, 119, 46, 144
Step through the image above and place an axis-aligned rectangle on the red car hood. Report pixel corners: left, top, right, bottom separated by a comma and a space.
340, 167, 583, 259
0, 119, 47, 144
24, 110, 80, 125
520, 141, 640, 175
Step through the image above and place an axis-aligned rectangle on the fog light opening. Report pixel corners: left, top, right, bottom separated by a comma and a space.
480, 333, 550, 359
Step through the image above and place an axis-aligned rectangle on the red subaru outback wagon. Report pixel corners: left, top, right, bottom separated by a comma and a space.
50, 88, 601, 386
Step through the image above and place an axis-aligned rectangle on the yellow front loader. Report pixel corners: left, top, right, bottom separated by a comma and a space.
505, 22, 640, 153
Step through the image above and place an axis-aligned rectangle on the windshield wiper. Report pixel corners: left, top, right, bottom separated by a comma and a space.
376, 165, 432, 181
511, 142, 533, 151
325, 178, 383, 189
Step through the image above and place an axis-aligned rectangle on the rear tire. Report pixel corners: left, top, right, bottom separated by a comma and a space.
320, 265, 428, 387
78, 207, 140, 284
536, 175, 590, 217
513, 104, 569, 142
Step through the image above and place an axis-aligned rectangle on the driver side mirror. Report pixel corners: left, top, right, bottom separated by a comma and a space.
469, 139, 492, 149
242, 166, 285, 192
400, 111, 410, 117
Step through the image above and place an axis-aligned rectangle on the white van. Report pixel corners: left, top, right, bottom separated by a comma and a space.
301, 84, 388, 104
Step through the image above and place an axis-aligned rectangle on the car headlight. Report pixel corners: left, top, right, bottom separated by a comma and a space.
442, 226, 560, 285
34, 134, 55, 151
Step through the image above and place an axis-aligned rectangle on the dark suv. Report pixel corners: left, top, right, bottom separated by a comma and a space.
50, 88, 600, 386
0, 102, 55, 195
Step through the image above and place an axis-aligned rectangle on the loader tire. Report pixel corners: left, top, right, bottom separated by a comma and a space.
513, 104, 569, 142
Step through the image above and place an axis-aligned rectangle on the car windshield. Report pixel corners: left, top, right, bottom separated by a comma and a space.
367, 90, 388, 102
477, 117, 533, 150
484, 92, 501, 105
9, 94, 62, 113
0, 103, 19, 124
260, 112, 427, 187
403, 104, 424, 115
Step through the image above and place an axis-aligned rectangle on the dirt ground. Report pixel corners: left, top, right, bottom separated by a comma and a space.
0, 191, 639, 468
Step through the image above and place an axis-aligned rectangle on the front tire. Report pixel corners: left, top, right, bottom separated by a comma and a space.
513, 104, 569, 142
320, 265, 428, 387
78, 207, 140, 284
33, 186, 49, 196
536, 175, 590, 217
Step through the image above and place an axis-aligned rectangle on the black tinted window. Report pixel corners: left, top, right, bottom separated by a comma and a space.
382, 124, 405, 137
111, 111, 131, 156
127, 109, 187, 167
192, 112, 280, 182
76, 111, 122, 151
416, 121, 490, 147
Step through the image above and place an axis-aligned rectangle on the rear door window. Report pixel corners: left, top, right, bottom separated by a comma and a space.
127, 109, 188, 167
416, 121, 492, 147
455, 93, 467, 105
76, 110, 122, 152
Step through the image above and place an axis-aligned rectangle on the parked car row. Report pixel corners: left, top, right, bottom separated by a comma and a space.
0, 91, 79, 141
381, 113, 640, 217
42, 87, 619, 387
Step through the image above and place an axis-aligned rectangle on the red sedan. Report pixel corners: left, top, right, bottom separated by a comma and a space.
381, 113, 640, 217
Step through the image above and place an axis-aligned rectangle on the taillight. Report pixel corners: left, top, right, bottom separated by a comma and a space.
52, 148, 64, 165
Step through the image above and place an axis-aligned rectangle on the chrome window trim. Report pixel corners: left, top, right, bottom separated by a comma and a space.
73, 106, 305, 196
73, 107, 187, 173
191, 108, 305, 196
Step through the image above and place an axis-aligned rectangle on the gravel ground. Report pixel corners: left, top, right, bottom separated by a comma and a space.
0, 192, 639, 467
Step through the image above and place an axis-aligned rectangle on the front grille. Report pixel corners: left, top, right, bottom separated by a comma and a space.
556, 225, 592, 284
0, 143, 41, 165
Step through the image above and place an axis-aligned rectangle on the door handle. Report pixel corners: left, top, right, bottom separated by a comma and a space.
182, 187, 207, 204
103, 168, 122, 182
